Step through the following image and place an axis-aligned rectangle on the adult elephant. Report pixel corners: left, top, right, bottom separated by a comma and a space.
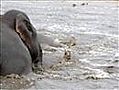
0, 10, 42, 75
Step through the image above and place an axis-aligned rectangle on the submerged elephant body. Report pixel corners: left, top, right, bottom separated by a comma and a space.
0, 10, 42, 75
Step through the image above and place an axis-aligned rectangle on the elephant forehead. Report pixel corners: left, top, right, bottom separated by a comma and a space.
3, 10, 30, 30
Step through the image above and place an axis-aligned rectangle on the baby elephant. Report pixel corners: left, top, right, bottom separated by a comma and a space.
0, 10, 42, 75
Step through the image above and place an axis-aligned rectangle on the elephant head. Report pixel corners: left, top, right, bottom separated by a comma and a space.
3, 10, 42, 70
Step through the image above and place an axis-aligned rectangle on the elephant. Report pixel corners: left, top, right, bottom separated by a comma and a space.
0, 20, 32, 75
0, 10, 42, 75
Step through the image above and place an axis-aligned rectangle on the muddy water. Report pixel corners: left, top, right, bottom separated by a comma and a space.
1, 1, 119, 90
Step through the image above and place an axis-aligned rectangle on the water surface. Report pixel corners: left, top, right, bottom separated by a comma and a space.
1, 1, 119, 90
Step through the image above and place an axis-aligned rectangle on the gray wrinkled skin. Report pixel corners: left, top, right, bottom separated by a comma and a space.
0, 22, 32, 76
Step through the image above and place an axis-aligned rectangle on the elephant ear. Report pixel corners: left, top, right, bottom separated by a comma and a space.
15, 14, 34, 45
